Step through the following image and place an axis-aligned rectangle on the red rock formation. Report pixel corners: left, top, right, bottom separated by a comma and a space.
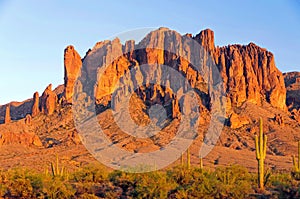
4, 104, 11, 124
75, 28, 287, 126
284, 72, 300, 110
0, 131, 42, 147
31, 92, 39, 117
194, 29, 215, 52
40, 84, 57, 115
25, 114, 32, 125
214, 43, 286, 111
229, 112, 250, 129
64, 45, 82, 103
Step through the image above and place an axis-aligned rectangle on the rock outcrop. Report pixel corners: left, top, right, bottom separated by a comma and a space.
291, 109, 300, 123
64, 45, 82, 103
31, 92, 40, 117
273, 114, 284, 126
4, 104, 11, 124
284, 72, 300, 111
25, 114, 32, 125
77, 28, 287, 125
229, 112, 250, 129
40, 84, 57, 116
214, 43, 286, 111
0, 131, 42, 147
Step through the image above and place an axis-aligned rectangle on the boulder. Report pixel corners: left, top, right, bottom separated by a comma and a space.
229, 112, 250, 129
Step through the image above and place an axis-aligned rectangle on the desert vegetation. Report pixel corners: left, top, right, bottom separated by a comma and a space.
0, 159, 299, 198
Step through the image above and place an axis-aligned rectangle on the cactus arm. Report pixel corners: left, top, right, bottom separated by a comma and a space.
181, 152, 184, 166
259, 118, 263, 155
56, 154, 59, 175
51, 162, 56, 176
263, 135, 267, 159
293, 155, 298, 171
255, 135, 260, 159
293, 141, 300, 172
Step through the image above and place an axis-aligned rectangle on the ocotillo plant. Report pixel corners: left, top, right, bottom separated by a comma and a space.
255, 118, 267, 190
292, 141, 300, 172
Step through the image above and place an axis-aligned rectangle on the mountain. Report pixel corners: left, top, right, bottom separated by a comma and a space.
0, 27, 299, 171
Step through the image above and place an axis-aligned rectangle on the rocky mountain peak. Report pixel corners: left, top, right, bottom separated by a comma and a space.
4, 104, 11, 124
64, 45, 82, 103
194, 29, 215, 52
40, 84, 57, 115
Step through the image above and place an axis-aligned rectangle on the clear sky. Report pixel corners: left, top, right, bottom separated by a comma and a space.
0, 0, 299, 105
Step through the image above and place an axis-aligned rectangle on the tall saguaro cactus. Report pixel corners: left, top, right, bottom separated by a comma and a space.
187, 148, 191, 170
199, 156, 203, 170
292, 141, 300, 172
255, 118, 267, 190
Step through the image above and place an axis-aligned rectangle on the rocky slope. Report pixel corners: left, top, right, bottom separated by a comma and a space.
0, 27, 299, 171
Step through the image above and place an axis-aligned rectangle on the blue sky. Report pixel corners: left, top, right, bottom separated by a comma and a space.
0, 0, 299, 105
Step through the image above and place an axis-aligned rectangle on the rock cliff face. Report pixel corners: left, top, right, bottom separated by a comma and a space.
40, 84, 57, 116
64, 45, 82, 103
76, 28, 287, 123
31, 92, 40, 117
214, 43, 286, 111
284, 72, 300, 110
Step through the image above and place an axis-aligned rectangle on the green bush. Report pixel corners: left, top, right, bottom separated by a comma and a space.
72, 164, 108, 183
1, 168, 44, 198
42, 175, 75, 199
132, 171, 176, 199
268, 172, 300, 198
169, 165, 252, 199
213, 165, 252, 198
109, 170, 136, 196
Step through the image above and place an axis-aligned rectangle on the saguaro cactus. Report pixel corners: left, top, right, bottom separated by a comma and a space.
50, 154, 65, 177
255, 118, 267, 190
292, 141, 300, 172
187, 148, 191, 169
199, 156, 203, 170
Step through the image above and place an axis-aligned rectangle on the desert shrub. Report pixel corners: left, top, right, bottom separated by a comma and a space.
42, 175, 75, 199
268, 172, 300, 198
1, 168, 44, 198
170, 168, 219, 198
72, 164, 108, 183
109, 170, 136, 196
169, 165, 252, 199
292, 171, 300, 181
167, 165, 194, 186
213, 165, 252, 198
132, 171, 176, 199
